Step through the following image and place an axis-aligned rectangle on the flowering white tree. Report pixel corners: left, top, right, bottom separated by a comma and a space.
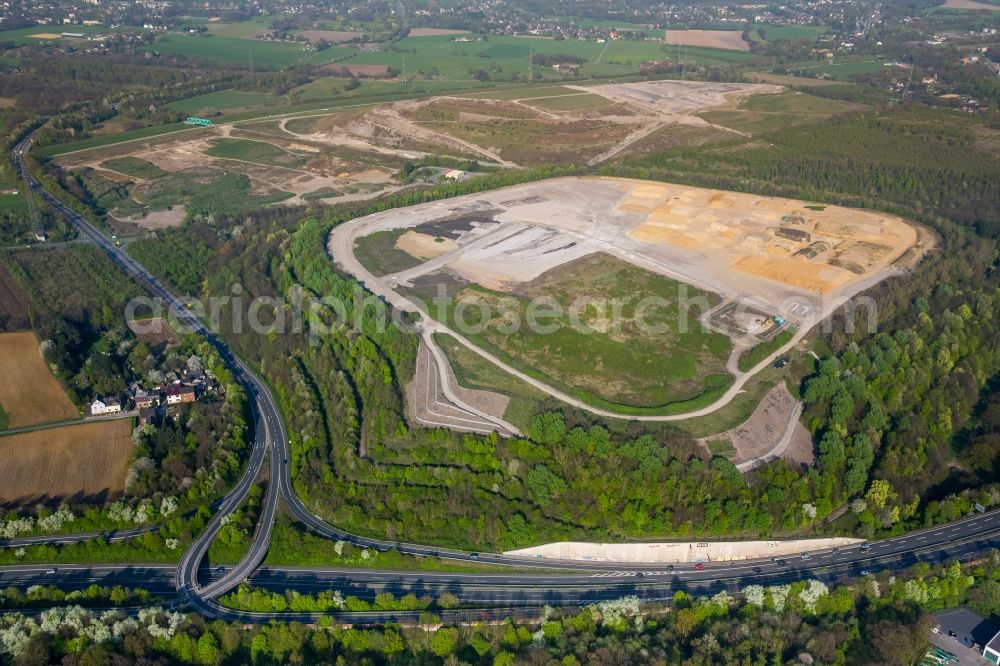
159, 496, 179, 517
798, 580, 829, 612
769, 585, 792, 612
0, 614, 38, 658
742, 584, 766, 607
37, 506, 75, 532
710, 590, 733, 610
0, 516, 35, 540
595, 596, 642, 625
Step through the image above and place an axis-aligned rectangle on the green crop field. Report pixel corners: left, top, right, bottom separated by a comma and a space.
39, 124, 199, 157
479, 43, 533, 59
337, 34, 707, 81
167, 90, 283, 114
742, 91, 852, 114
0, 193, 27, 214
0, 24, 121, 44
204, 138, 307, 168
754, 24, 829, 41
657, 43, 756, 65
407, 253, 733, 412
132, 168, 292, 215
459, 85, 580, 100
699, 90, 856, 134
789, 59, 893, 80
99, 157, 167, 180
527, 92, 613, 111
204, 17, 276, 39
143, 33, 319, 68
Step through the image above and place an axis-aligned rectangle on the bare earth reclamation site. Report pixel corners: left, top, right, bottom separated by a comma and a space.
329, 176, 922, 437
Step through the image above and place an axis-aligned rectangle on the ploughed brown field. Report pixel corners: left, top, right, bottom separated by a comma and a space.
0, 419, 132, 505
0, 331, 78, 428
664, 29, 750, 51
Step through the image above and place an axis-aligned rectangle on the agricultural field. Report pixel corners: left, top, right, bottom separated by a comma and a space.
664, 29, 749, 52
526, 93, 615, 112
744, 72, 852, 88
0, 193, 27, 213
698, 90, 859, 134
203, 16, 275, 39
787, 59, 896, 80
141, 33, 323, 68
0, 24, 116, 44
0, 332, 79, 429
751, 24, 830, 40
167, 90, 285, 115
330, 176, 921, 418
203, 138, 307, 168
0, 419, 131, 505
99, 157, 168, 180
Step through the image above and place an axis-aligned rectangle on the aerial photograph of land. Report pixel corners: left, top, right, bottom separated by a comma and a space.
0, 0, 998, 661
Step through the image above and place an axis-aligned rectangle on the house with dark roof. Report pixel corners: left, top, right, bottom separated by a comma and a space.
164, 384, 196, 405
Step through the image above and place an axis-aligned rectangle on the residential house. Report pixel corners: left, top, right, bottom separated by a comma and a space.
90, 396, 122, 416
137, 408, 160, 427
134, 390, 157, 410
164, 384, 196, 405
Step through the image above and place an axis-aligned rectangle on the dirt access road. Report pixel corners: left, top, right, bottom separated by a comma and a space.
327, 184, 831, 423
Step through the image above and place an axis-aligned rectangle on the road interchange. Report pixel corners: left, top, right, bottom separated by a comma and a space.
10, 131, 1000, 624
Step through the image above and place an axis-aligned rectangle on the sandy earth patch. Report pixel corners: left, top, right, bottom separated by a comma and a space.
118, 208, 186, 230
0, 420, 131, 505
664, 29, 749, 51
396, 231, 458, 260
127, 317, 179, 348
29, 33, 62, 39
618, 181, 918, 295
342, 177, 920, 329
575, 81, 781, 116
0, 332, 79, 428
699, 382, 813, 467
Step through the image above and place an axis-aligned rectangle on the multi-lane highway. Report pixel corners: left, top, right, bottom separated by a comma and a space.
2, 510, 1000, 623
10, 130, 1000, 624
